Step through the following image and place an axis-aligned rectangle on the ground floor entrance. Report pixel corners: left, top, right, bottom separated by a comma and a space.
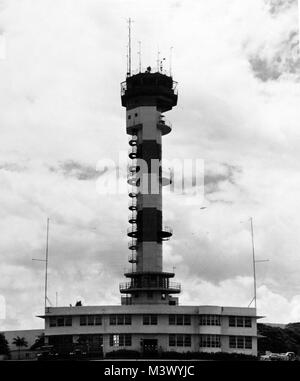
142, 339, 158, 354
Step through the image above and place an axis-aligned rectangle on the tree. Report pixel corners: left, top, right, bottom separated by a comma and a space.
30, 333, 45, 351
0, 333, 10, 358
12, 336, 28, 360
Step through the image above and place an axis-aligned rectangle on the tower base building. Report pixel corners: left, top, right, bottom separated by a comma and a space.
40, 69, 260, 358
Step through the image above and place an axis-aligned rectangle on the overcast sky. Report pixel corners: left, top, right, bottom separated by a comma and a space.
0, 0, 300, 330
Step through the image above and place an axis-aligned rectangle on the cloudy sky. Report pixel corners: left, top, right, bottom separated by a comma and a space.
0, 0, 300, 330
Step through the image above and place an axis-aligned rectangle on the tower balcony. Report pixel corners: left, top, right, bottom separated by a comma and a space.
128, 199, 138, 211
128, 239, 138, 250
157, 119, 172, 136
128, 162, 139, 174
119, 281, 181, 294
128, 191, 138, 198
127, 225, 139, 238
127, 174, 140, 187
128, 251, 137, 263
159, 226, 173, 241
129, 135, 138, 146
128, 147, 137, 159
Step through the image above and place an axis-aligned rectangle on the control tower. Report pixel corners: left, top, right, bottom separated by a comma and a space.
119, 67, 181, 305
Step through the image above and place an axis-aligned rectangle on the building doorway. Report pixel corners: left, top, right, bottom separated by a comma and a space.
143, 339, 158, 354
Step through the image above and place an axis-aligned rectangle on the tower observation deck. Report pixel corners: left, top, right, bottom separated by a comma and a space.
120, 68, 180, 305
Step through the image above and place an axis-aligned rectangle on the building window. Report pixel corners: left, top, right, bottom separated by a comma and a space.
245, 337, 252, 349
50, 316, 72, 327
200, 335, 221, 348
110, 334, 132, 347
80, 316, 87, 326
237, 317, 244, 327
143, 315, 157, 325
128, 115, 131, 120
117, 315, 124, 325
176, 315, 183, 325
169, 315, 176, 325
229, 316, 236, 327
80, 315, 102, 326
110, 315, 117, 325
228, 316, 252, 328
169, 335, 191, 347
169, 314, 190, 325
57, 317, 64, 327
134, 113, 138, 117
110, 314, 131, 325
169, 334, 176, 347
88, 315, 94, 326
185, 335, 191, 347
95, 316, 102, 325
65, 317, 72, 326
199, 315, 221, 326
229, 336, 252, 349
184, 315, 191, 325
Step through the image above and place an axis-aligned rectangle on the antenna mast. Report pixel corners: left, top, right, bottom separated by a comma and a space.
169, 46, 173, 77
44, 217, 50, 310
127, 18, 132, 77
138, 41, 142, 73
247, 217, 257, 309
157, 49, 160, 72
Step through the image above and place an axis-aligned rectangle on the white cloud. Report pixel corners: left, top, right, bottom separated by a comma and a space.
0, 0, 299, 329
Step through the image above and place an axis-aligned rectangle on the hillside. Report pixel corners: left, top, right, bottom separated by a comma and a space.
258, 323, 300, 355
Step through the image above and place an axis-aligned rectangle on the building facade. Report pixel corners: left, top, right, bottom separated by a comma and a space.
42, 305, 258, 356
40, 67, 259, 358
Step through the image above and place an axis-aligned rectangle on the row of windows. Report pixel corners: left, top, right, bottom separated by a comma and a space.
110, 334, 132, 347
80, 315, 102, 326
169, 315, 191, 325
199, 315, 221, 326
49, 316, 72, 327
229, 316, 252, 328
109, 314, 132, 325
50, 314, 253, 328
169, 334, 191, 347
200, 335, 221, 348
229, 336, 252, 349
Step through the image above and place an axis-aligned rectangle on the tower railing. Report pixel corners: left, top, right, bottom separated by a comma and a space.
128, 199, 138, 211
128, 146, 137, 159
128, 211, 137, 224
128, 239, 138, 250
119, 281, 181, 292
128, 252, 137, 263
127, 225, 139, 238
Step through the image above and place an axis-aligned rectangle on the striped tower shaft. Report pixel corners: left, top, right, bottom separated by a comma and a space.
129, 107, 162, 273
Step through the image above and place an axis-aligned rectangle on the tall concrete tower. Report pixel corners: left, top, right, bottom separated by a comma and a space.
120, 67, 181, 305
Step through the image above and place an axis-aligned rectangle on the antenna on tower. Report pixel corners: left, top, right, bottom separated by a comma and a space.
169, 46, 173, 77
138, 41, 142, 73
127, 18, 133, 77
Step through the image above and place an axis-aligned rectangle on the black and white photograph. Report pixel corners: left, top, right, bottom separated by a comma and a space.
0, 0, 300, 372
